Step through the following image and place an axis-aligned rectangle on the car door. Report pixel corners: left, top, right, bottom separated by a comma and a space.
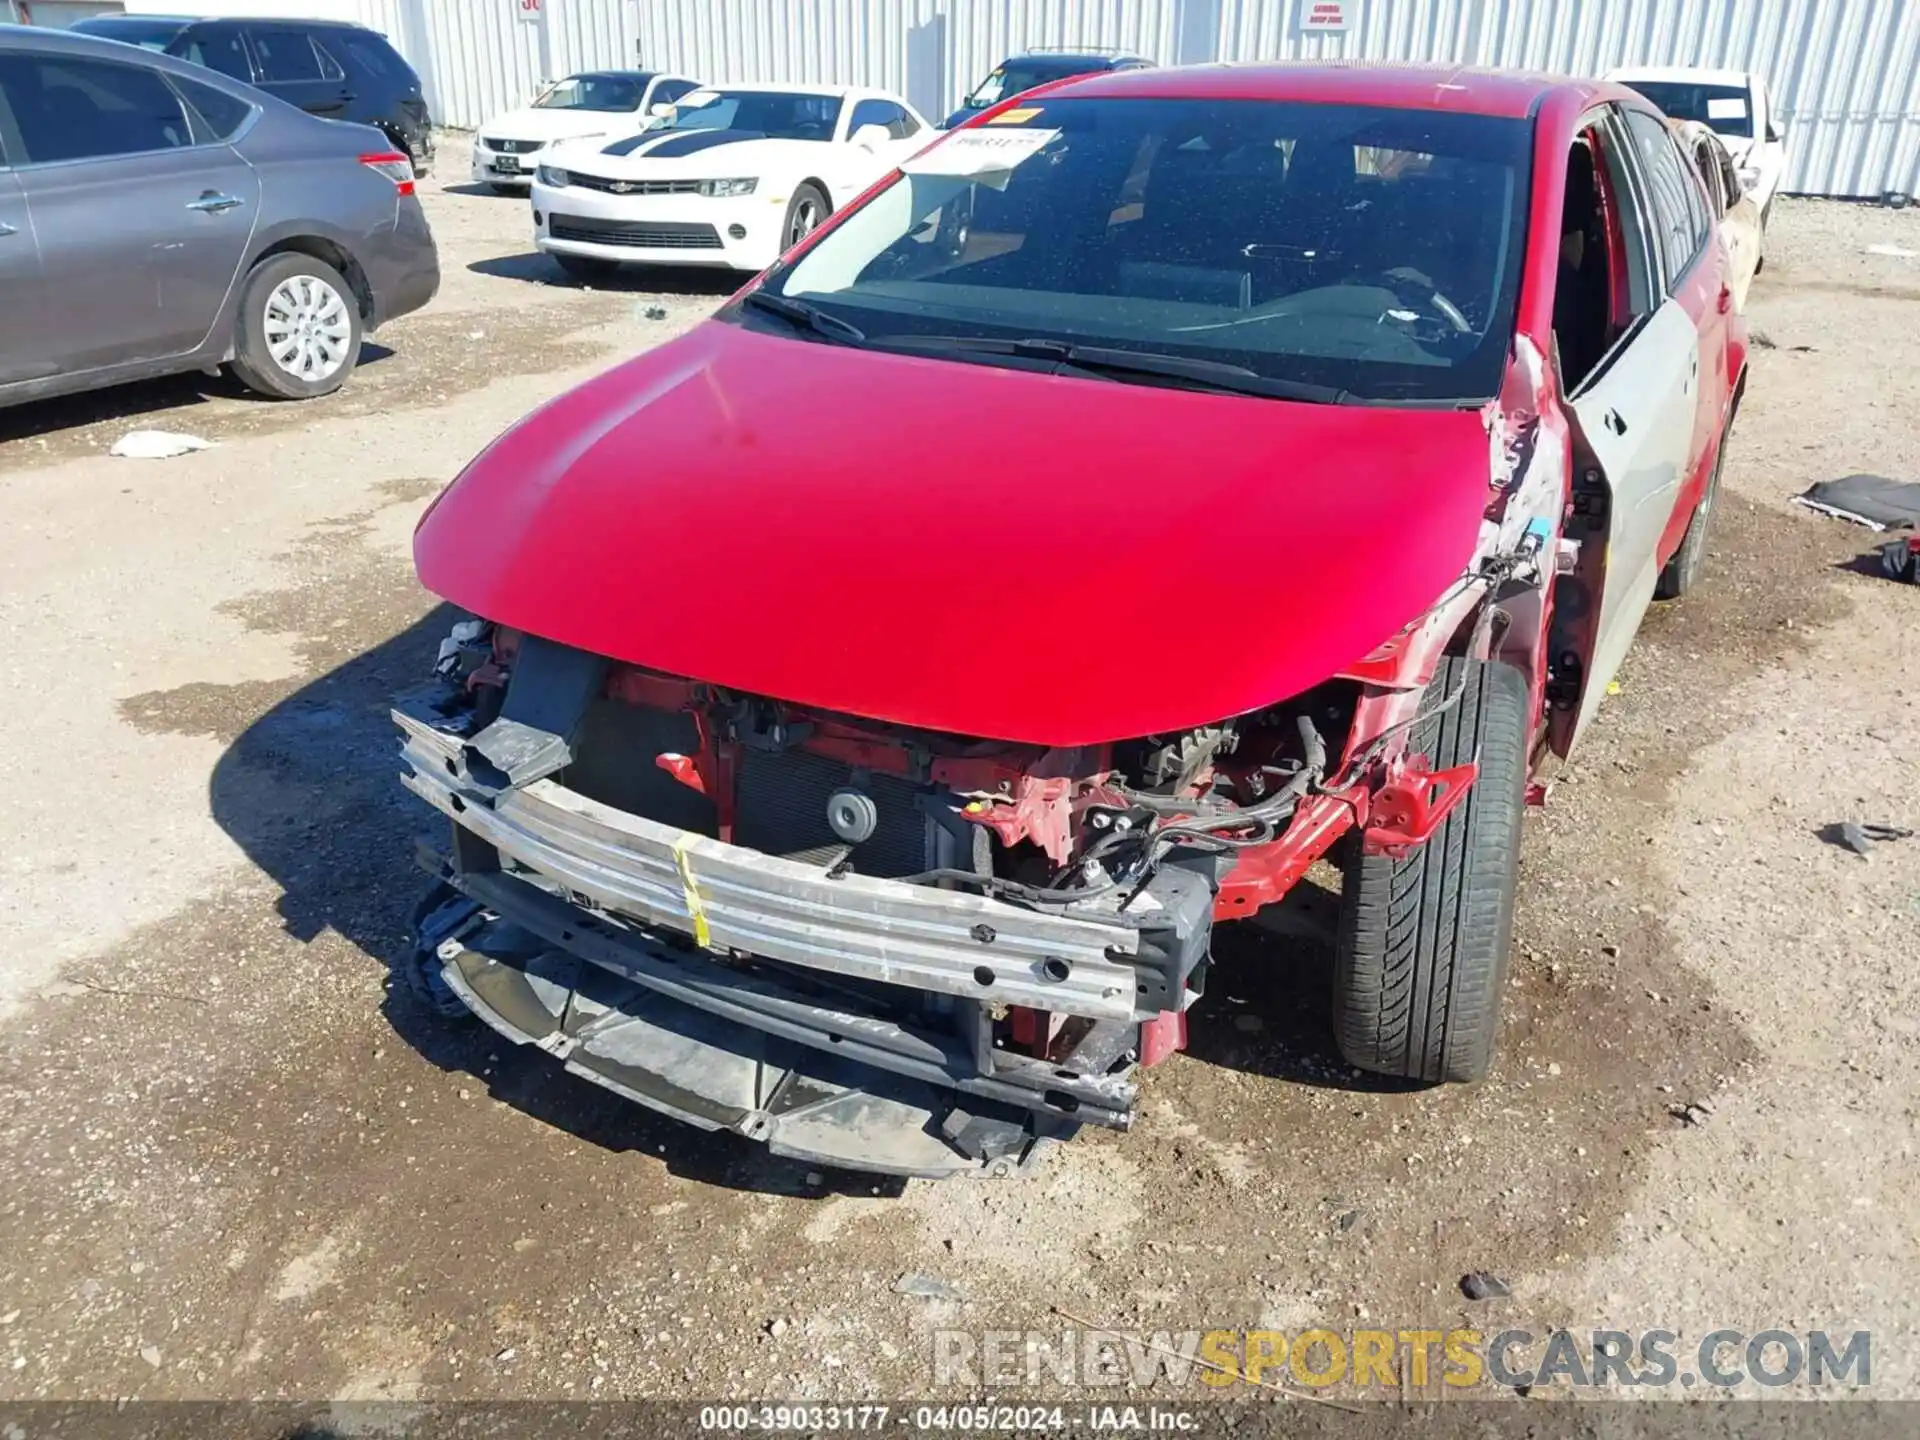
1626, 107, 1731, 494
0, 161, 49, 385
0, 48, 261, 373
246, 24, 354, 119
1566, 107, 1702, 747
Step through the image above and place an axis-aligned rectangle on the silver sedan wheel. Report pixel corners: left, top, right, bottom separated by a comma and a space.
262, 274, 353, 383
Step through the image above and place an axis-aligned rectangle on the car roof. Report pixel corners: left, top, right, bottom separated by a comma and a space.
696, 81, 886, 99
566, 69, 659, 81
1607, 65, 1751, 87
76, 12, 375, 28
1043, 62, 1606, 119
1006, 51, 1145, 66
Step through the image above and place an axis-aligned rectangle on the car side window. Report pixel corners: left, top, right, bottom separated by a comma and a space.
1690, 136, 1729, 218
172, 74, 254, 142
250, 27, 326, 83
179, 26, 254, 81
652, 77, 698, 105
310, 36, 349, 83
849, 98, 919, 140
335, 31, 409, 84
1592, 111, 1660, 324
1622, 107, 1702, 288
0, 52, 194, 164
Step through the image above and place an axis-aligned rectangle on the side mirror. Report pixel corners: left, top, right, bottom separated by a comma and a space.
649, 102, 676, 118
852, 123, 891, 152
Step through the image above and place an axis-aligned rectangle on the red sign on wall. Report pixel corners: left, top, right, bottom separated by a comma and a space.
517, 0, 541, 23
1300, 0, 1351, 32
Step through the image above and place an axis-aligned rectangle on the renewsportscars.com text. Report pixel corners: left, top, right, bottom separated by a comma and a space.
932, 1327, 1871, 1391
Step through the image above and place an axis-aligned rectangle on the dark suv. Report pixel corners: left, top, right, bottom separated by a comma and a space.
941, 47, 1153, 128
71, 14, 433, 173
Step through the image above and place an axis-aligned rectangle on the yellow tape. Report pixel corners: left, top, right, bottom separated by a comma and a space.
671, 832, 713, 949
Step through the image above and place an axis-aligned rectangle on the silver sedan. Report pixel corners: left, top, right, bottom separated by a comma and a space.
0, 22, 439, 409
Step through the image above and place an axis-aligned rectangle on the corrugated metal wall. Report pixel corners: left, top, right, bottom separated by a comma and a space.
372, 0, 1920, 198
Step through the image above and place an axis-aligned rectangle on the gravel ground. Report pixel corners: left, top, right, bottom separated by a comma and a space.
0, 179, 1916, 1411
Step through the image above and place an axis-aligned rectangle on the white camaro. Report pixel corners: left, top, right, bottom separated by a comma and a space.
472, 69, 703, 193
530, 83, 933, 276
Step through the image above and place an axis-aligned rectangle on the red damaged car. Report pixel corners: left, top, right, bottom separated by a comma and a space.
397, 64, 1744, 1177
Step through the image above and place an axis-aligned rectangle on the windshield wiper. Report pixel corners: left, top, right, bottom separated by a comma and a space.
877, 335, 1350, 403
739, 290, 867, 344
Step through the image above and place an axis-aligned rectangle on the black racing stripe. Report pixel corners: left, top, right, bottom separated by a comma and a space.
599, 128, 767, 159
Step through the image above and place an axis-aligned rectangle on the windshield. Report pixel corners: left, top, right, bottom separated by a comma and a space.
657, 89, 843, 141
535, 73, 651, 113
70, 17, 187, 50
963, 60, 1099, 109
755, 97, 1533, 404
1622, 80, 1754, 139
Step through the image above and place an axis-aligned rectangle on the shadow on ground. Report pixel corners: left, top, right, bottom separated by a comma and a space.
467, 251, 745, 297
0, 343, 396, 444
206, 606, 899, 1196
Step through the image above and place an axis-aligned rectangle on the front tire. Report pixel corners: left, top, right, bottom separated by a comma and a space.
781, 182, 829, 253
229, 252, 363, 401
1334, 657, 1529, 1084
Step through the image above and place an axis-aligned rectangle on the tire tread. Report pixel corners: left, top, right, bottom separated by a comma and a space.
1334, 657, 1528, 1083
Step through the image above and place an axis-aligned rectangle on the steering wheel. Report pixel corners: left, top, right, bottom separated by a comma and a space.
1372, 267, 1474, 338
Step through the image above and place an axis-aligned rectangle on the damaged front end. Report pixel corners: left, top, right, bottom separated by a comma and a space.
396, 621, 1342, 1178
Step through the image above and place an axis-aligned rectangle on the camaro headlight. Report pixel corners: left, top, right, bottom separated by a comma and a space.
697, 177, 758, 197
537, 165, 570, 188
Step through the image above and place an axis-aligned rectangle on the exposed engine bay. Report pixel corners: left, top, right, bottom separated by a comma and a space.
396, 620, 1367, 1177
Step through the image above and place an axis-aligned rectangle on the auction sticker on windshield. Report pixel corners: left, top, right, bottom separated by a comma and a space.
903, 127, 1059, 179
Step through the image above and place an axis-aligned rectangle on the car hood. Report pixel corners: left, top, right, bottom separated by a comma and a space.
481, 107, 640, 144
416, 323, 1496, 745
546, 130, 824, 176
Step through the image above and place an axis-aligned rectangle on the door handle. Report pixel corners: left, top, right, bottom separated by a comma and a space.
1603, 407, 1628, 435
187, 191, 245, 213
1717, 285, 1733, 315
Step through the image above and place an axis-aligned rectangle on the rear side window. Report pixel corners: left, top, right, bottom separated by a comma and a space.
311, 38, 348, 83
332, 30, 414, 86
173, 75, 254, 141
0, 53, 193, 164
178, 26, 253, 81
1623, 107, 1706, 286
250, 27, 327, 83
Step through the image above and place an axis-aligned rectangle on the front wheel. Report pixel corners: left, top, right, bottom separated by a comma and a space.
229, 252, 363, 401
1333, 657, 1530, 1084
781, 183, 829, 252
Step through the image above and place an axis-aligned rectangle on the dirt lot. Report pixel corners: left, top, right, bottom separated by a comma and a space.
1, 174, 1917, 1410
